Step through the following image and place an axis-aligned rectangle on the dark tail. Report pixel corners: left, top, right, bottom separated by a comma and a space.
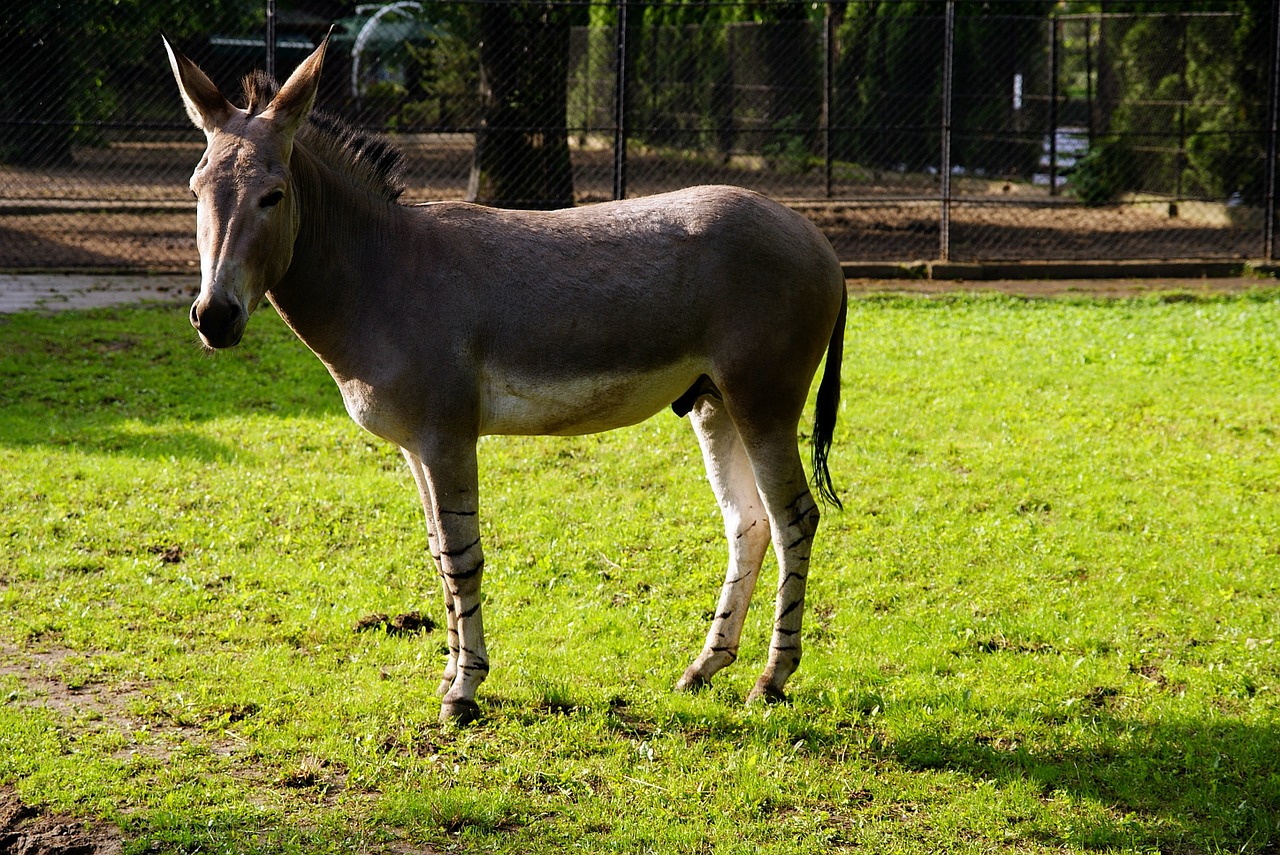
811, 287, 846, 509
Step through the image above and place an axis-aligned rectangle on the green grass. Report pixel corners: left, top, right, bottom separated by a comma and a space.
1, 292, 1278, 853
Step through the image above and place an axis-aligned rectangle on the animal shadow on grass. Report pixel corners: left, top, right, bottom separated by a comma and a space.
888, 704, 1279, 851
0, 307, 339, 460
533, 687, 1278, 851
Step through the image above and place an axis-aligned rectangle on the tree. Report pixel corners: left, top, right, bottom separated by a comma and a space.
0, 0, 258, 167
467, 1, 585, 209
832, 1, 1047, 176
0, 9, 77, 166
1082, 0, 1274, 203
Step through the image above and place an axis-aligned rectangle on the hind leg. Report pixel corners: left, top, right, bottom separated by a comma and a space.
739, 431, 820, 703
676, 397, 772, 692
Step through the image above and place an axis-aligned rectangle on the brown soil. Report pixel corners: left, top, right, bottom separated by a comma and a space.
0, 642, 436, 853
0, 644, 238, 854
0, 140, 1265, 271
0, 786, 122, 855
0, 203, 1262, 273
353, 610, 436, 636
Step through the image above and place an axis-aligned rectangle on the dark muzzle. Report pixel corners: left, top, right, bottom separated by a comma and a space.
190, 295, 246, 349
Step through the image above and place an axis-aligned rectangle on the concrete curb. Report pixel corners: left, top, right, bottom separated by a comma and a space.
841, 259, 1280, 281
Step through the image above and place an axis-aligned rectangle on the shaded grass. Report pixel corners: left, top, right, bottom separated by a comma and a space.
0, 292, 1278, 853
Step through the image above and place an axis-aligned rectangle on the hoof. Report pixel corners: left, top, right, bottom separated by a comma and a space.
746, 680, 788, 705
439, 697, 481, 725
675, 668, 711, 693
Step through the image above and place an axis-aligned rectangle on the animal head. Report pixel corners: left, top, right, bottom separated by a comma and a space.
163, 34, 328, 348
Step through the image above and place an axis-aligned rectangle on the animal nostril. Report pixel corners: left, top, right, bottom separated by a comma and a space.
190, 296, 247, 348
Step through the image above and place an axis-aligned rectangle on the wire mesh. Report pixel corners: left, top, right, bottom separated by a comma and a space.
0, 0, 1275, 270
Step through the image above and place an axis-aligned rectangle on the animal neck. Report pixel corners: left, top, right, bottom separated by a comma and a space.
266, 141, 406, 376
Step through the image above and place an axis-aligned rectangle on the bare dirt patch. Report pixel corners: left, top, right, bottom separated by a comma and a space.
0, 201, 1261, 272
0, 785, 122, 855
803, 200, 1262, 262
0, 643, 258, 851
0, 140, 1265, 270
1, 641, 242, 765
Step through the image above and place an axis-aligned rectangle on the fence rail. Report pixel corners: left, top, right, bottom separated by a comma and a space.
1, 0, 1277, 270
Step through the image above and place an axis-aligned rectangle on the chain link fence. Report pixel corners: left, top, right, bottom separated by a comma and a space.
1, 0, 1277, 271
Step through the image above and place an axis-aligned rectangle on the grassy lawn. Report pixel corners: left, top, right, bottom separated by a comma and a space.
0, 291, 1277, 853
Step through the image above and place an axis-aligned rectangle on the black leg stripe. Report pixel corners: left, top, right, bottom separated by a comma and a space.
458, 602, 481, 619
442, 536, 482, 558
787, 507, 817, 529
785, 491, 811, 512
778, 599, 802, 620
445, 560, 484, 581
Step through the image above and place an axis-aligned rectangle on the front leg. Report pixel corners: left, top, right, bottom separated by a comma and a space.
415, 437, 488, 724
402, 451, 457, 694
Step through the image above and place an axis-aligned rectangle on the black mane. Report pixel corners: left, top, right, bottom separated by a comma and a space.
240, 70, 406, 202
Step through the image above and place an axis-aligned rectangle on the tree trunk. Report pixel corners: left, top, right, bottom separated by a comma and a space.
0, 27, 75, 167
762, 6, 821, 156
467, 2, 575, 209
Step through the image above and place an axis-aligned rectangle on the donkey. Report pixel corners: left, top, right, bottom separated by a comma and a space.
164, 35, 847, 723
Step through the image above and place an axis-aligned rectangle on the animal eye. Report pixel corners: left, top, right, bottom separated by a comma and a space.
260, 189, 284, 208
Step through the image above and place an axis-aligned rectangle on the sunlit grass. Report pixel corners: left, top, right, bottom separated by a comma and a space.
1, 292, 1278, 853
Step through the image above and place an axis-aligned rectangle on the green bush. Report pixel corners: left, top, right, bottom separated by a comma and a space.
1068, 140, 1139, 206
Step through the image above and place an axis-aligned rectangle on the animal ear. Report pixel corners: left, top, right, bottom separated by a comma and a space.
262, 33, 329, 143
162, 34, 234, 133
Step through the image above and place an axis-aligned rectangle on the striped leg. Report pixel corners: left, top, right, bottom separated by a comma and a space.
744, 443, 820, 704
676, 397, 772, 692
403, 451, 456, 694
412, 439, 489, 724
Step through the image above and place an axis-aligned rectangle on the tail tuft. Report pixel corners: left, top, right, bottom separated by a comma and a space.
811, 289, 846, 510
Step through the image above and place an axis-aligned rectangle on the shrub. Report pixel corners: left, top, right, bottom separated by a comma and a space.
1068, 139, 1138, 207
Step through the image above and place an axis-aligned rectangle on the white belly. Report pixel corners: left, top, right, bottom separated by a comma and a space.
480, 360, 704, 436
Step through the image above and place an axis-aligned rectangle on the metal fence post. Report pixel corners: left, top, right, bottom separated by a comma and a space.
939, 0, 955, 261
1175, 15, 1188, 213
823, 2, 834, 200
1048, 16, 1060, 197
613, 0, 629, 201
1266, 3, 1280, 259
266, 0, 277, 79
1084, 15, 1094, 144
